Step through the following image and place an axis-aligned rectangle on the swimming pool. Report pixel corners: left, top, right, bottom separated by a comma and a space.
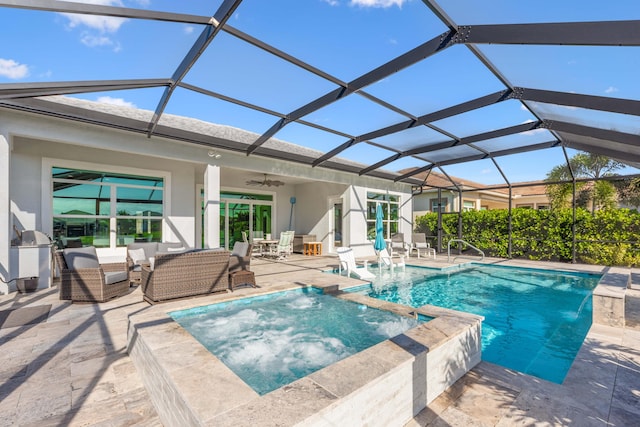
346, 264, 601, 383
169, 288, 423, 395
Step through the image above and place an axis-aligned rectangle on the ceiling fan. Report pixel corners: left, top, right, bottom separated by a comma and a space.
246, 174, 285, 187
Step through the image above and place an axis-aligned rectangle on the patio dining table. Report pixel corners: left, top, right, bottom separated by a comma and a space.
254, 239, 279, 256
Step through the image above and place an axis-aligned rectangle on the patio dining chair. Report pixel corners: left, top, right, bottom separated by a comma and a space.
269, 230, 294, 260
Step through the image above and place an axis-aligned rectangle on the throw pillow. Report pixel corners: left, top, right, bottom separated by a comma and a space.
128, 248, 146, 264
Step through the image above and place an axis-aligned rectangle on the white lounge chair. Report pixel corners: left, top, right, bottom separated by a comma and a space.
411, 233, 436, 259
337, 247, 376, 281
377, 247, 406, 272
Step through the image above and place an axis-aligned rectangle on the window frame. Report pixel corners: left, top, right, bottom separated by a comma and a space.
429, 197, 447, 213
462, 200, 476, 212
366, 191, 401, 241
43, 158, 170, 249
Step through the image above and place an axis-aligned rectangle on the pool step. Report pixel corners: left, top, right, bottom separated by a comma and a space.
630, 269, 640, 290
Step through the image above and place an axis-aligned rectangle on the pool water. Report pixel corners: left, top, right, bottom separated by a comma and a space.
169, 288, 423, 395
347, 264, 600, 383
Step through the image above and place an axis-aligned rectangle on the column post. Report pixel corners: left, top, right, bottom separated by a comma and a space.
203, 165, 221, 249
0, 132, 11, 293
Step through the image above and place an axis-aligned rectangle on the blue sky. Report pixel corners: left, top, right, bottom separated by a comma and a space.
1, 0, 639, 184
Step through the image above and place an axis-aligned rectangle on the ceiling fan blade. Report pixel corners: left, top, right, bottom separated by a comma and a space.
245, 175, 285, 187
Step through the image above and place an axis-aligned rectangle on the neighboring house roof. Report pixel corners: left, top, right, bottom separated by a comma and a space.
404, 169, 549, 199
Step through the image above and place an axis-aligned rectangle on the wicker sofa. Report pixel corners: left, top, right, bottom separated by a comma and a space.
127, 241, 185, 284
141, 249, 231, 303
56, 247, 130, 303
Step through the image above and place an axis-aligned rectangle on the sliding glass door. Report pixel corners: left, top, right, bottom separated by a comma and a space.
200, 189, 273, 249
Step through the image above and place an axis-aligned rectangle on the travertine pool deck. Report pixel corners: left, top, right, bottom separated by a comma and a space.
0, 254, 639, 426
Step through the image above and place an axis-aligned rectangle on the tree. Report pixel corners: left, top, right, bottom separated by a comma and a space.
615, 177, 640, 209
545, 153, 624, 213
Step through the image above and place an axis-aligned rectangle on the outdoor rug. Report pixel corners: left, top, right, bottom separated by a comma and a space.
0, 304, 51, 329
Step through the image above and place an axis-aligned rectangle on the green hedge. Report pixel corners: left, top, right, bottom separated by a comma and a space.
414, 208, 640, 266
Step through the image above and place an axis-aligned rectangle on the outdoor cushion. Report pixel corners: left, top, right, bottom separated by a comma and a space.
166, 246, 187, 252
128, 248, 147, 264
127, 242, 158, 260
158, 242, 183, 252
104, 270, 128, 285
63, 246, 100, 269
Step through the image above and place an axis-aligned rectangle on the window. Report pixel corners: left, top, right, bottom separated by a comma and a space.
366, 192, 400, 240
52, 167, 164, 248
537, 204, 550, 210
463, 201, 476, 212
429, 198, 447, 213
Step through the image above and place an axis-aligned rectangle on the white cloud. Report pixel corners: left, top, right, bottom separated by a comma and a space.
322, 0, 340, 5
0, 58, 29, 79
62, 0, 127, 32
350, 0, 407, 8
96, 96, 136, 108
64, 12, 127, 33
184, 25, 194, 34
80, 33, 121, 52
61, 1, 127, 50
481, 168, 492, 174
605, 86, 619, 94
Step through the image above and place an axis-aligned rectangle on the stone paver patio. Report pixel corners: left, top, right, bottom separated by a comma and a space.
0, 255, 638, 426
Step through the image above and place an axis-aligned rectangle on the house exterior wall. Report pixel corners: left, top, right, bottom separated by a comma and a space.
0, 108, 413, 293
294, 181, 348, 254
514, 194, 550, 209
414, 189, 550, 216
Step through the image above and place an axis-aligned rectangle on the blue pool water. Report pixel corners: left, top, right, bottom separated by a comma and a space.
346, 264, 601, 383
169, 288, 423, 395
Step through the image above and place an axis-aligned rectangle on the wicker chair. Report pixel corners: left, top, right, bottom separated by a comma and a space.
229, 242, 252, 273
141, 249, 230, 303
56, 247, 130, 302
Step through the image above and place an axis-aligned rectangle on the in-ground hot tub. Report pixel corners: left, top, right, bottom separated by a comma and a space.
127, 286, 482, 426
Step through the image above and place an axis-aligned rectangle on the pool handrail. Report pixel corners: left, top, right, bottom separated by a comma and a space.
447, 239, 485, 262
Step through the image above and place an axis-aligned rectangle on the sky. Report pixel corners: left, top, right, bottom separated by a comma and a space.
1, 0, 639, 185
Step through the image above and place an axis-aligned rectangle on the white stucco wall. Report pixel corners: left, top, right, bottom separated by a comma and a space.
293, 182, 349, 253
9, 137, 198, 259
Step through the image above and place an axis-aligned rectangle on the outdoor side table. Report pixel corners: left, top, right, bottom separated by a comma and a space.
303, 242, 322, 256
229, 270, 257, 290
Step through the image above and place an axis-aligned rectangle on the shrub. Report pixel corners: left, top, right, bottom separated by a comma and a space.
414, 208, 640, 266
